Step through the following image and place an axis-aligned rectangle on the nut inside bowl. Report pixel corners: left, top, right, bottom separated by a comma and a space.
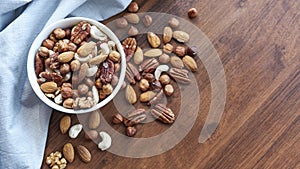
27, 17, 126, 114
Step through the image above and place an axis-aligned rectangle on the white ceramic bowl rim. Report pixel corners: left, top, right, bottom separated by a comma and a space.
27, 17, 126, 114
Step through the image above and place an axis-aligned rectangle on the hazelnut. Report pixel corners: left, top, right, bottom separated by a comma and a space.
142, 15, 152, 27
70, 60, 81, 71
61, 83, 72, 98
175, 45, 186, 57
49, 33, 57, 42
139, 79, 150, 91
53, 28, 66, 39
42, 39, 54, 49
188, 8, 198, 18
128, 25, 139, 36
95, 78, 102, 89
56, 40, 69, 53
114, 63, 121, 73
60, 63, 70, 75
159, 74, 171, 85
63, 98, 74, 108
169, 17, 180, 28
111, 75, 119, 86
127, 2, 139, 13
116, 17, 128, 28
78, 84, 89, 95
99, 90, 107, 100
121, 81, 127, 89
163, 43, 174, 54
159, 53, 170, 64
164, 84, 174, 96
68, 42, 77, 52
109, 51, 121, 62
102, 84, 113, 95
38, 46, 49, 58
126, 126, 137, 137
112, 113, 123, 124
84, 130, 98, 140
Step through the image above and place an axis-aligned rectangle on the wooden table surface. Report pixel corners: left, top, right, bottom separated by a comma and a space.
42, 0, 300, 168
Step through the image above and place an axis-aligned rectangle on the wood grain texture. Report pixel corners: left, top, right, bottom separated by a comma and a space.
42, 0, 300, 168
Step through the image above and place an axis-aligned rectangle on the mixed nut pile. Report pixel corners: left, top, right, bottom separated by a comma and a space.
35, 20, 122, 110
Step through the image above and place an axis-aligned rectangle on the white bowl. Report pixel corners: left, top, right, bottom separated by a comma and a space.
27, 17, 126, 114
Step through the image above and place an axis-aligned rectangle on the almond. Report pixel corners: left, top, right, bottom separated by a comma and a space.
147, 32, 161, 48
77, 63, 88, 83
140, 91, 157, 102
163, 26, 173, 44
77, 41, 96, 57
63, 143, 74, 163
133, 46, 143, 64
182, 55, 197, 72
170, 56, 184, 69
124, 13, 140, 24
173, 31, 190, 43
76, 145, 92, 163
125, 85, 137, 104
60, 115, 71, 134
88, 110, 100, 129
40, 81, 58, 93
144, 49, 163, 57
58, 51, 75, 63
89, 54, 108, 65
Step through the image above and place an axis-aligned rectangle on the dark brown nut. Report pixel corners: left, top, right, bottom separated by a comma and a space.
169, 68, 191, 84
53, 28, 66, 39
159, 53, 170, 64
100, 60, 114, 84
116, 17, 128, 28
126, 126, 137, 137
139, 79, 149, 91
59, 63, 70, 75
99, 90, 107, 100
126, 62, 141, 84
174, 45, 186, 57
150, 80, 162, 92
142, 15, 152, 27
139, 58, 159, 73
148, 89, 164, 106
70, 21, 91, 44
186, 46, 198, 57
63, 98, 74, 108
102, 83, 113, 95
85, 78, 94, 88
164, 84, 174, 96
143, 73, 155, 82
35, 54, 44, 76
49, 52, 60, 70
122, 38, 137, 62
68, 42, 77, 52
42, 39, 54, 49
124, 109, 146, 126
163, 43, 174, 54
159, 74, 171, 85
49, 33, 57, 43
38, 46, 49, 58
87, 91, 93, 98
127, 1, 139, 12
78, 84, 89, 95
111, 75, 119, 86
151, 104, 175, 124
70, 60, 81, 72
188, 8, 198, 18
72, 90, 79, 98
128, 26, 139, 36
39, 72, 64, 86
76, 145, 92, 163
169, 17, 180, 28
112, 113, 123, 124
109, 51, 121, 62
56, 40, 69, 53
61, 83, 73, 99
64, 28, 71, 38
84, 130, 98, 140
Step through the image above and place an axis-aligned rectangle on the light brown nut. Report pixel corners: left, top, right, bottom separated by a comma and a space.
42, 39, 55, 50
128, 1, 139, 12
61, 83, 72, 99
188, 8, 198, 18
122, 37, 137, 62
102, 83, 113, 95
57, 51, 74, 63
125, 85, 137, 104
142, 15, 152, 27
163, 27, 173, 44
89, 54, 108, 65
144, 49, 162, 58
126, 126, 137, 137
40, 81, 58, 93
88, 110, 101, 129
140, 91, 157, 102
139, 78, 150, 92
63, 143, 74, 163
159, 53, 170, 64
133, 46, 143, 64
38, 46, 49, 58
163, 43, 174, 54
182, 55, 198, 72
84, 130, 98, 140
78, 84, 89, 95
116, 17, 128, 28
70, 60, 81, 71
109, 51, 121, 62
53, 28, 66, 39
124, 13, 140, 24
59, 63, 70, 75
111, 75, 119, 86
169, 17, 180, 28
170, 56, 184, 69
60, 115, 71, 134
159, 74, 171, 85
147, 32, 161, 48
76, 145, 92, 163
70, 21, 91, 45
77, 41, 96, 57
112, 113, 124, 124
63, 98, 74, 108
164, 84, 174, 96
77, 63, 89, 84
173, 31, 190, 43
175, 45, 186, 57
128, 26, 139, 36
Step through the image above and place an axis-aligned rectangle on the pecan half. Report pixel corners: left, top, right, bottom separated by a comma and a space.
148, 89, 164, 106
70, 21, 91, 45
126, 62, 141, 84
35, 53, 44, 76
99, 60, 114, 84
138, 58, 159, 73
151, 104, 175, 124
124, 109, 146, 126
122, 38, 137, 62
168, 68, 191, 84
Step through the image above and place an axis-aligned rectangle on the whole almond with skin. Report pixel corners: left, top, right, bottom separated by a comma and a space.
163, 26, 173, 44
173, 31, 190, 43
170, 56, 184, 69
182, 55, 197, 72
124, 13, 140, 24
88, 110, 100, 129
77, 41, 96, 57
133, 46, 143, 64
40, 81, 58, 93
76, 145, 92, 163
77, 63, 88, 83
63, 143, 74, 163
58, 51, 74, 63
140, 91, 157, 102
147, 32, 161, 48
144, 49, 163, 57
142, 15, 152, 27
125, 85, 137, 104
60, 115, 71, 134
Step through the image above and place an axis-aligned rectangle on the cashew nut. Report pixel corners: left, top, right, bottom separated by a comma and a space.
92, 86, 99, 105
69, 124, 83, 139
86, 65, 98, 77
99, 43, 110, 55
98, 131, 112, 151
91, 46, 98, 57
90, 25, 107, 41
108, 40, 116, 52
63, 72, 71, 81
154, 65, 169, 80
54, 93, 63, 104
74, 53, 92, 63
